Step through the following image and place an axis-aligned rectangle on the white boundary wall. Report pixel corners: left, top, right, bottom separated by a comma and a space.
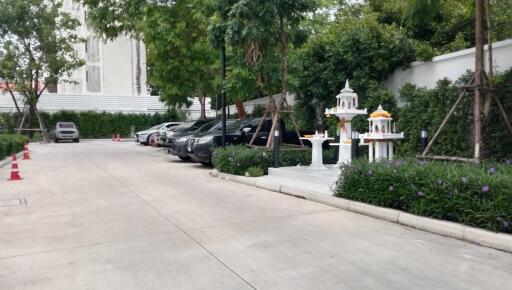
0, 93, 215, 120
384, 39, 512, 97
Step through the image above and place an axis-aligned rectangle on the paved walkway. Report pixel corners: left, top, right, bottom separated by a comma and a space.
1, 141, 511, 289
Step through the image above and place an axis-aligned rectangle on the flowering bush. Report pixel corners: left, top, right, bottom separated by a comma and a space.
336, 158, 512, 233
0, 134, 30, 160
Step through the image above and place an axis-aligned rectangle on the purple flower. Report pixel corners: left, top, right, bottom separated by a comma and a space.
461, 176, 468, 184
482, 185, 490, 193
488, 167, 496, 175
506, 159, 512, 166
416, 191, 425, 197
385, 160, 393, 166
388, 186, 395, 192
368, 170, 373, 177
395, 160, 404, 167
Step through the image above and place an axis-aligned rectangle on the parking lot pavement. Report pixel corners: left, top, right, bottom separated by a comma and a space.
1, 140, 511, 289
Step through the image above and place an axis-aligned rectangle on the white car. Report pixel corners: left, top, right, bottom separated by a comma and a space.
135, 122, 181, 145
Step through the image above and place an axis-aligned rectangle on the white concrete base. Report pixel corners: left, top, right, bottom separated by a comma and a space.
264, 165, 340, 195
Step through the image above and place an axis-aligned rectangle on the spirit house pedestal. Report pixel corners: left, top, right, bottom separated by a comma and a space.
325, 80, 367, 164
359, 105, 404, 162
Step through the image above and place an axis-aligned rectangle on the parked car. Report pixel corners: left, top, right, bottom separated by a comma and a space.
155, 122, 183, 146
186, 118, 272, 165
168, 119, 236, 160
188, 118, 314, 165
52, 122, 80, 143
135, 122, 181, 145
162, 119, 213, 148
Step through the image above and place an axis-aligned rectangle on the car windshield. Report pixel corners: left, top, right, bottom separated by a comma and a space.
172, 122, 197, 130
197, 120, 236, 133
225, 120, 248, 133
58, 123, 75, 129
148, 124, 165, 130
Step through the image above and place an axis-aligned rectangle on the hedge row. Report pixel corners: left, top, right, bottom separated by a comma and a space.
0, 135, 30, 160
336, 158, 512, 233
212, 145, 337, 176
0, 109, 185, 139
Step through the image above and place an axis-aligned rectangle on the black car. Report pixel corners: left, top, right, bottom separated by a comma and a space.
162, 119, 213, 148
187, 118, 277, 165
168, 119, 236, 160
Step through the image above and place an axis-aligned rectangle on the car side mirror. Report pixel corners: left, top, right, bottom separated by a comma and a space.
242, 127, 251, 133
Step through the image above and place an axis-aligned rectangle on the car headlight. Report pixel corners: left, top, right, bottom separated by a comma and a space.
166, 131, 176, 138
177, 137, 189, 142
197, 136, 213, 144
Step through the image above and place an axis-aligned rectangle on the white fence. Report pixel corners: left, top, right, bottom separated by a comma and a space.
0, 93, 215, 120
384, 39, 512, 98
227, 93, 296, 115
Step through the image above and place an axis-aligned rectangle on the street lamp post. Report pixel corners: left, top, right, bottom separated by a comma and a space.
220, 43, 227, 147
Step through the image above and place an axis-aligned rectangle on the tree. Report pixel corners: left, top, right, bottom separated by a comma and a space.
217, 0, 317, 145
0, 0, 84, 142
143, 0, 218, 119
82, 0, 218, 118
294, 7, 414, 130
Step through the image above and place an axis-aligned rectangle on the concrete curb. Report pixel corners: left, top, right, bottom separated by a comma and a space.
209, 170, 512, 254
0, 151, 23, 169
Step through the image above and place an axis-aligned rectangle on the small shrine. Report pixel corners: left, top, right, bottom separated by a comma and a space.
300, 131, 333, 170
325, 80, 367, 164
359, 105, 404, 162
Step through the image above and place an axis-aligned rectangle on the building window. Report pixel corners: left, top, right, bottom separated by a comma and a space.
85, 37, 100, 62
86, 66, 101, 92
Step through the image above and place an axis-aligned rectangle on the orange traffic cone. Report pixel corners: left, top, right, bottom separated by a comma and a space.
8, 154, 23, 181
116, 134, 121, 142
23, 143, 31, 160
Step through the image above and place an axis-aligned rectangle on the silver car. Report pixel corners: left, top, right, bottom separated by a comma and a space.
135, 122, 181, 145
53, 122, 80, 143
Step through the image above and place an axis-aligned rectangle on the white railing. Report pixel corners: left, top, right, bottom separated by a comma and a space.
0, 93, 215, 119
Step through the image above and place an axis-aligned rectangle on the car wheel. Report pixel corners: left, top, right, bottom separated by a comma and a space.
74, 138, 80, 143
54, 138, 59, 143
178, 155, 190, 161
200, 161, 211, 166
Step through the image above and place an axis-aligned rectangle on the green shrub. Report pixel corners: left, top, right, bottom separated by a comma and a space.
0, 134, 30, 160
212, 145, 271, 175
246, 166, 264, 177
336, 158, 512, 233
213, 145, 338, 175
0, 109, 185, 138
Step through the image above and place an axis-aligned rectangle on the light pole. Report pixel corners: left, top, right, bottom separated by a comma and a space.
220, 44, 226, 147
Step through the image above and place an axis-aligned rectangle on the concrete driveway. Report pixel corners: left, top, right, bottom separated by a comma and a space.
0, 140, 511, 289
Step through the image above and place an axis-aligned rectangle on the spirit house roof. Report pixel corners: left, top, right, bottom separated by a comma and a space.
325, 80, 367, 118
369, 105, 392, 119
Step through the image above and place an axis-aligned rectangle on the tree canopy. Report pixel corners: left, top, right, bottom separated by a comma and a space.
0, 0, 84, 139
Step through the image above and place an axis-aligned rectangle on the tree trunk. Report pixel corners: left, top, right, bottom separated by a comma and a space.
474, 0, 485, 162
235, 100, 246, 120
199, 96, 206, 119
7, 88, 21, 114
483, 0, 493, 121
135, 40, 142, 95
279, 16, 288, 107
